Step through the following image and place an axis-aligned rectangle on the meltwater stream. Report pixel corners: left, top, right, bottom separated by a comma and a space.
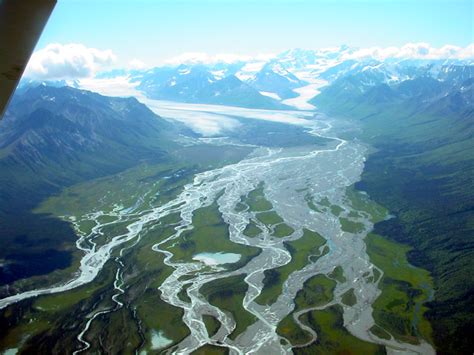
0, 112, 434, 355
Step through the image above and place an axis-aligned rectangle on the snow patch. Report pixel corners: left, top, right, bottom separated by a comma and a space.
178, 68, 191, 75
259, 91, 281, 100
282, 80, 328, 110
235, 61, 266, 81
211, 70, 225, 79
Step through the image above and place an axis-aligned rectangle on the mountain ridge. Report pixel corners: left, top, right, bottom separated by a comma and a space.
311, 61, 473, 354
0, 85, 176, 285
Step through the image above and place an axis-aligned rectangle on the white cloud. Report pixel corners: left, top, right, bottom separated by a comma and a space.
24, 43, 117, 80
254, 53, 277, 61
343, 43, 474, 61
78, 76, 143, 98
162, 44, 473, 67
128, 59, 147, 70
164, 52, 275, 65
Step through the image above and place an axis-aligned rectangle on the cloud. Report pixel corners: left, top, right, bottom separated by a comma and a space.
164, 52, 275, 65
78, 76, 143, 98
128, 59, 147, 70
143, 101, 241, 136
343, 43, 474, 61
24, 43, 117, 80
162, 44, 473, 66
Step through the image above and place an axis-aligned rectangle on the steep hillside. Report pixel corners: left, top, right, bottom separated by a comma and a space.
0, 85, 175, 285
313, 68, 474, 353
248, 63, 307, 100
196, 75, 291, 109
136, 66, 289, 110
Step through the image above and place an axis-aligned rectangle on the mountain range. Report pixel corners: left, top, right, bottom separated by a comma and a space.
0, 85, 175, 285
19, 45, 473, 114
305, 53, 473, 354
4, 46, 474, 353
56, 45, 471, 113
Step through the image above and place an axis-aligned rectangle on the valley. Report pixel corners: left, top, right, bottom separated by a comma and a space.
0, 100, 435, 354
1, 43, 472, 354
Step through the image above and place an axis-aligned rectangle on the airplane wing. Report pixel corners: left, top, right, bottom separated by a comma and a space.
0, 0, 57, 119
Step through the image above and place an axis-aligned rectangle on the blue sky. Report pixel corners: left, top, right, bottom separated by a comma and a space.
36, 0, 473, 66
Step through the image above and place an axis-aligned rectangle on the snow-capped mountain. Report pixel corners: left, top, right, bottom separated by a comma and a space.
125, 47, 357, 110
25, 45, 473, 111
314, 59, 474, 100
310, 60, 474, 120
137, 65, 216, 102
247, 63, 308, 100
135, 64, 290, 110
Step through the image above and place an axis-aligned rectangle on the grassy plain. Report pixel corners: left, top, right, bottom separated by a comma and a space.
366, 233, 433, 344
161, 200, 260, 269
276, 274, 336, 345
203, 314, 221, 337
256, 229, 326, 305
200, 275, 256, 340
294, 305, 385, 354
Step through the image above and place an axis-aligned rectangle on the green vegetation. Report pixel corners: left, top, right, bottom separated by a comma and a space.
162, 200, 260, 269
277, 274, 336, 345
346, 187, 388, 224
136, 290, 189, 353
348, 210, 362, 218
93, 220, 137, 247
330, 205, 344, 216
361, 142, 473, 352
0, 86, 185, 288
200, 275, 256, 340
3, 162, 197, 295
366, 232, 433, 345
33, 268, 115, 313
203, 315, 221, 337
78, 298, 141, 353
256, 229, 326, 305
306, 196, 349, 217
0, 86, 335, 352
319, 197, 331, 208
14, 220, 181, 354
37, 162, 189, 217
277, 314, 313, 346
315, 246, 330, 261
0, 165, 195, 353
316, 81, 474, 352
246, 183, 273, 211
117, 225, 191, 353
234, 202, 247, 212
370, 325, 391, 340
242, 184, 294, 239
192, 344, 229, 355
256, 211, 283, 225
339, 217, 365, 234
273, 223, 295, 238
294, 275, 336, 310
373, 268, 381, 283
328, 266, 346, 283
243, 221, 262, 238
305, 193, 323, 213
0, 261, 122, 353
3, 130, 251, 290
294, 305, 385, 354
177, 284, 192, 303
341, 288, 357, 307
